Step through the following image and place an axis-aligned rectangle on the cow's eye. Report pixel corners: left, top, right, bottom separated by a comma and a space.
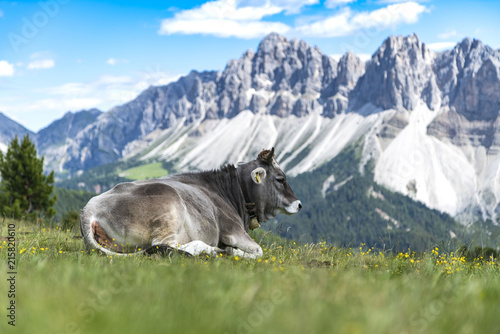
276, 177, 285, 184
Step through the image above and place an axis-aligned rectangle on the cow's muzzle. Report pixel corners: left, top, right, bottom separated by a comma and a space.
285, 200, 302, 214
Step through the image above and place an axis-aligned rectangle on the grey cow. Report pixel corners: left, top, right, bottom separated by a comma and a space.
80, 148, 302, 259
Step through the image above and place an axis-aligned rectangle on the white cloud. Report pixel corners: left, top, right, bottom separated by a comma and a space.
438, 29, 457, 40
27, 59, 55, 70
296, 2, 428, 37
159, 0, 427, 39
426, 41, 456, 51
159, 0, 296, 39
161, 18, 290, 39
325, 0, 356, 9
376, 0, 428, 3
296, 8, 352, 37
23, 97, 103, 113
107, 58, 128, 66
173, 0, 282, 21
0, 60, 15, 76
268, 0, 318, 14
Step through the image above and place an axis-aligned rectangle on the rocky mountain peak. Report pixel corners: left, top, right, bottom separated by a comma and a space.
242, 48, 255, 59
217, 32, 338, 118
377, 33, 425, 59
427, 37, 500, 153
433, 37, 500, 122
337, 51, 365, 92
0, 112, 34, 150
441, 38, 490, 77
459, 37, 473, 50
35, 108, 103, 160
253, 33, 327, 93
320, 51, 365, 117
256, 32, 289, 55
60, 70, 220, 171
352, 34, 438, 112
456, 37, 487, 59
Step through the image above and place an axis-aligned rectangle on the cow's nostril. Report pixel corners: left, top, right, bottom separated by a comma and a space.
298, 202, 302, 210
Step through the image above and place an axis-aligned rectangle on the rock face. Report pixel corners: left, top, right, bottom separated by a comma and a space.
36, 109, 102, 152
323, 51, 365, 117
352, 34, 438, 112
428, 39, 500, 151
436, 38, 500, 121
3, 33, 500, 221
216, 33, 342, 118
0, 112, 34, 151
42, 33, 368, 172
62, 71, 219, 171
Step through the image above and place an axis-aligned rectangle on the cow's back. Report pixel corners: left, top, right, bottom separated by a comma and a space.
82, 178, 220, 247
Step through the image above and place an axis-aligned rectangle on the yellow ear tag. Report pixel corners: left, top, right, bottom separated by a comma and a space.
255, 174, 261, 183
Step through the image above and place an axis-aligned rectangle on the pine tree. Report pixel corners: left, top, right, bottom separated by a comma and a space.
0, 135, 57, 219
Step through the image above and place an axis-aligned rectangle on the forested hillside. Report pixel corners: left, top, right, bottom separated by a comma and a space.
56, 158, 172, 193
53, 188, 95, 222
273, 144, 464, 251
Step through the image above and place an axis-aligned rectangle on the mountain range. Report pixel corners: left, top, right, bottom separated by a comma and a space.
1, 33, 500, 224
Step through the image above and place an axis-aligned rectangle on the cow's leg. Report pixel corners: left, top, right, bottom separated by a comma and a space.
221, 232, 263, 259
176, 240, 223, 257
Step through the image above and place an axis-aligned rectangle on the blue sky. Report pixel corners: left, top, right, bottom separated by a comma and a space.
0, 0, 499, 132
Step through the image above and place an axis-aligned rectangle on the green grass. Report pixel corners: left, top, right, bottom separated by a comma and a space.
1, 220, 500, 334
118, 162, 168, 180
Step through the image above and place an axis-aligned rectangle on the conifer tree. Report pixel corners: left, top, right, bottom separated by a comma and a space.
0, 135, 57, 219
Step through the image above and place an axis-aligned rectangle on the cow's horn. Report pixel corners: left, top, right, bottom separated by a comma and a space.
266, 147, 275, 164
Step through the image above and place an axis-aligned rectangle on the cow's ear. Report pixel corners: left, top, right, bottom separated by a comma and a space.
251, 167, 266, 184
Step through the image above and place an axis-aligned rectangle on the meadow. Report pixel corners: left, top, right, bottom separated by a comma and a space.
118, 162, 169, 181
1, 219, 499, 334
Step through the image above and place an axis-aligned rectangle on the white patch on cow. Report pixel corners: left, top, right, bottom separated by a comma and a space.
177, 240, 218, 256
231, 247, 263, 259
285, 200, 302, 214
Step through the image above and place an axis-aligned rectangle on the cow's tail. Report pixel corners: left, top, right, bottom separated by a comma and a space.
80, 209, 146, 257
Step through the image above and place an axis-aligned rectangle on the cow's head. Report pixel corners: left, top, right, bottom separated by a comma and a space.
239, 148, 302, 224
